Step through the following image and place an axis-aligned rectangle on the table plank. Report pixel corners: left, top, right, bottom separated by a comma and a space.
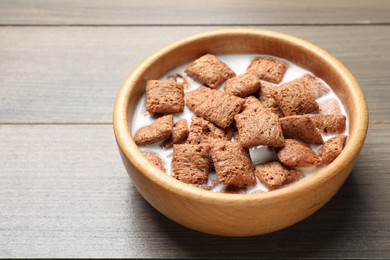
1, 0, 389, 25
0, 26, 389, 123
0, 124, 388, 258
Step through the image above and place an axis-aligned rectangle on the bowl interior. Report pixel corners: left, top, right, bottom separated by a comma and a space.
114, 28, 368, 204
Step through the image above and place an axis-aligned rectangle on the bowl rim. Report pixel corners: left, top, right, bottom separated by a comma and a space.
113, 28, 368, 205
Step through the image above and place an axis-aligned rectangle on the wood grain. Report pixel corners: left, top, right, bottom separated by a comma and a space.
0, 26, 389, 123
1, 0, 389, 257
0, 124, 388, 258
1, 0, 390, 25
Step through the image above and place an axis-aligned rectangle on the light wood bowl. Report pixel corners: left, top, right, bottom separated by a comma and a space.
113, 29, 368, 236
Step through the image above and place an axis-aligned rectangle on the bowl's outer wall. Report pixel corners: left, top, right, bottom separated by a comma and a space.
113, 29, 368, 236
118, 144, 358, 236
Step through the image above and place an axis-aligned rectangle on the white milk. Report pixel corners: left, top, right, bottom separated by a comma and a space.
131, 54, 349, 193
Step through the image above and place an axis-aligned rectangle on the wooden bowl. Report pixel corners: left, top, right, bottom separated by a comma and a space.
113, 29, 368, 236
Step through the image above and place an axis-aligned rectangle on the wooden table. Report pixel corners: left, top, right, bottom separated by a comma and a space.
1, 1, 389, 258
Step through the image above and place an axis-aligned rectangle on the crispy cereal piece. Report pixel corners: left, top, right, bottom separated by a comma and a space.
277, 139, 321, 167
247, 57, 287, 84
172, 144, 210, 184
308, 114, 346, 134
241, 96, 264, 112
142, 151, 166, 172
272, 81, 319, 116
186, 116, 233, 145
279, 115, 323, 145
234, 107, 285, 148
161, 118, 190, 149
319, 99, 342, 115
293, 74, 330, 99
184, 54, 236, 89
186, 86, 244, 128
185, 116, 204, 145
160, 119, 189, 150
168, 74, 190, 89
145, 80, 184, 114
259, 82, 284, 117
134, 115, 173, 145
256, 161, 303, 189
172, 119, 189, 144
318, 135, 347, 165
224, 73, 261, 98
198, 118, 233, 144
210, 141, 256, 187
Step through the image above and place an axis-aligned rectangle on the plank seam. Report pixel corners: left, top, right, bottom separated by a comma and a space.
0, 23, 389, 27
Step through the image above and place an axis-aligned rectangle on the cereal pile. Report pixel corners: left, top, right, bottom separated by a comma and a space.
133, 54, 348, 193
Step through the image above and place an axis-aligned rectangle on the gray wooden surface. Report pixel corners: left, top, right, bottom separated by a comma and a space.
1, 0, 389, 25
1, 1, 389, 258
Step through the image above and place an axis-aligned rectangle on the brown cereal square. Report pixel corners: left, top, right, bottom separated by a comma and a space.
234, 107, 285, 148
308, 114, 346, 134
172, 144, 210, 184
318, 135, 347, 165
255, 161, 303, 189
319, 99, 342, 115
224, 73, 261, 97
186, 116, 233, 145
272, 81, 319, 116
161, 118, 190, 149
259, 82, 284, 117
186, 86, 244, 128
184, 54, 236, 89
142, 151, 166, 172
293, 74, 330, 99
276, 139, 321, 167
210, 141, 256, 187
172, 119, 189, 144
247, 57, 287, 84
185, 116, 204, 145
201, 120, 233, 143
134, 115, 173, 145
145, 80, 184, 114
284, 165, 304, 183
167, 74, 190, 89
242, 96, 264, 112
279, 115, 323, 145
